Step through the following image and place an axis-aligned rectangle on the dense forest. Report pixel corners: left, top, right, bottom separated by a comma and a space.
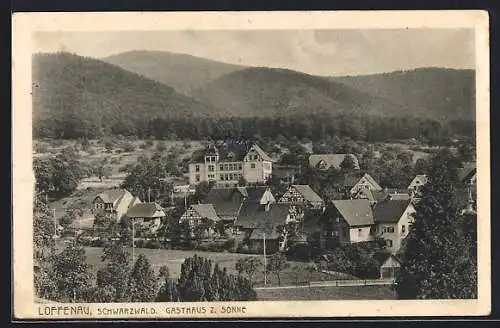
32, 52, 476, 142
34, 112, 474, 144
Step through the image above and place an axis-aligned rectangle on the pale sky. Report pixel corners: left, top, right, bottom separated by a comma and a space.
33, 29, 475, 76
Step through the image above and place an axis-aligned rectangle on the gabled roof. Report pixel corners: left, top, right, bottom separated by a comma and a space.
458, 162, 476, 183
251, 144, 274, 162
408, 175, 428, 188
373, 251, 401, 265
126, 202, 165, 218
95, 189, 131, 204
202, 187, 246, 217
245, 186, 272, 203
190, 204, 219, 221
331, 199, 374, 227
249, 228, 281, 240
373, 199, 412, 224
290, 185, 323, 204
190, 141, 273, 163
236, 203, 291, 229
309, 154, 360, 170
330, 172, 381, 190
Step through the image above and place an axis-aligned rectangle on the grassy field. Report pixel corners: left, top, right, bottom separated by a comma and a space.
54, 243, 334, 287
256, 285, 396, 300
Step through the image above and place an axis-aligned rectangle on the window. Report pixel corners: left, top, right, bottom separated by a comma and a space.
402, 225, 406, 233
238, 163, 243, 170
195, 174, 200, 182
208, 165, 215, 172
220, 164, 224, 171
195, 165, 200, 172
251, 163, 256, 169
386, 240, 393, 247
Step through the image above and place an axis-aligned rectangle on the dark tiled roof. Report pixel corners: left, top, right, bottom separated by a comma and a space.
373, 199, 411, 223
331, 199, 374, 227
202, 187, 246, 217
373, 251, 401, 265
236, 203, 291, 229
249, 228, 281, 240
309, 154, 360, 170
290, 185, 323, 204
245, 186, 271, 202
190, 141, 272, 163
126, 202, 165, 218
95, 189, 130, 204
191, 204, 219, 221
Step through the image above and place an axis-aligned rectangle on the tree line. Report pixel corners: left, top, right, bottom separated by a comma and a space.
34, 113, 474, 145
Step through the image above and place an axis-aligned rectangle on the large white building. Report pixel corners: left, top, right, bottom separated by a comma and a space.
188, 141, 274, 188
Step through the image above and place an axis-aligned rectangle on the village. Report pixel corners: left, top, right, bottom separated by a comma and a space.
34, 137, 477, 301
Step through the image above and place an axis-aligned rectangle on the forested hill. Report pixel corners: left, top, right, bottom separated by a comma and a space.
330, 68, 476, 122
103, 50, 245, 95
32, 52, 219, 138
190, 67, 415, 118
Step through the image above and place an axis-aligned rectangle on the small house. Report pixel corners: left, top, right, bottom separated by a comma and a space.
374, 252, 401, 279
373, 199, 415, 253
92, 189, 141, 221
235, 202, 292, 252
329, 172, 382, 199
126, 202, 166, 234
322, 199, 375, 246
278, 184, 324, 220
407, 175, 428, 197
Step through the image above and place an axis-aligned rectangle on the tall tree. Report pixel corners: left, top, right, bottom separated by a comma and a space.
395, 149, 476, 299
51, 245, 93, 302
340, 154, 358, 170
96, 242, 132, 301
127, 254, 159, 302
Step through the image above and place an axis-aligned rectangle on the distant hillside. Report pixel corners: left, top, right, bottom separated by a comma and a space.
190, 67, 415, 118
331, 68, 475, 121
32, 52, 219, 137
103, 50, 245, 95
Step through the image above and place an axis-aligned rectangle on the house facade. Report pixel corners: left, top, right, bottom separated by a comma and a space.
407, 174, 428, 197
180, 204, 219, 227
373, 199, 415, 253
278, 184, 324, 221
235, 202, 292, 252
188, 142, 273, 187
92, 189, 141, 221
126, 202, 166, 235
375, 253, 401, 279
321, 199, 375, 246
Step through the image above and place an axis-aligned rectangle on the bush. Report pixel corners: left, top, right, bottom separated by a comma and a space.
286, 243, 312, 262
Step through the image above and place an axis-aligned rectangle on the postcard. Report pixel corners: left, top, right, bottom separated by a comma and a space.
12, 10, 490, 319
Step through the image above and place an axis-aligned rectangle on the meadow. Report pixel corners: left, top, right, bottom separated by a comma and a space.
54, 243, 344, 289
